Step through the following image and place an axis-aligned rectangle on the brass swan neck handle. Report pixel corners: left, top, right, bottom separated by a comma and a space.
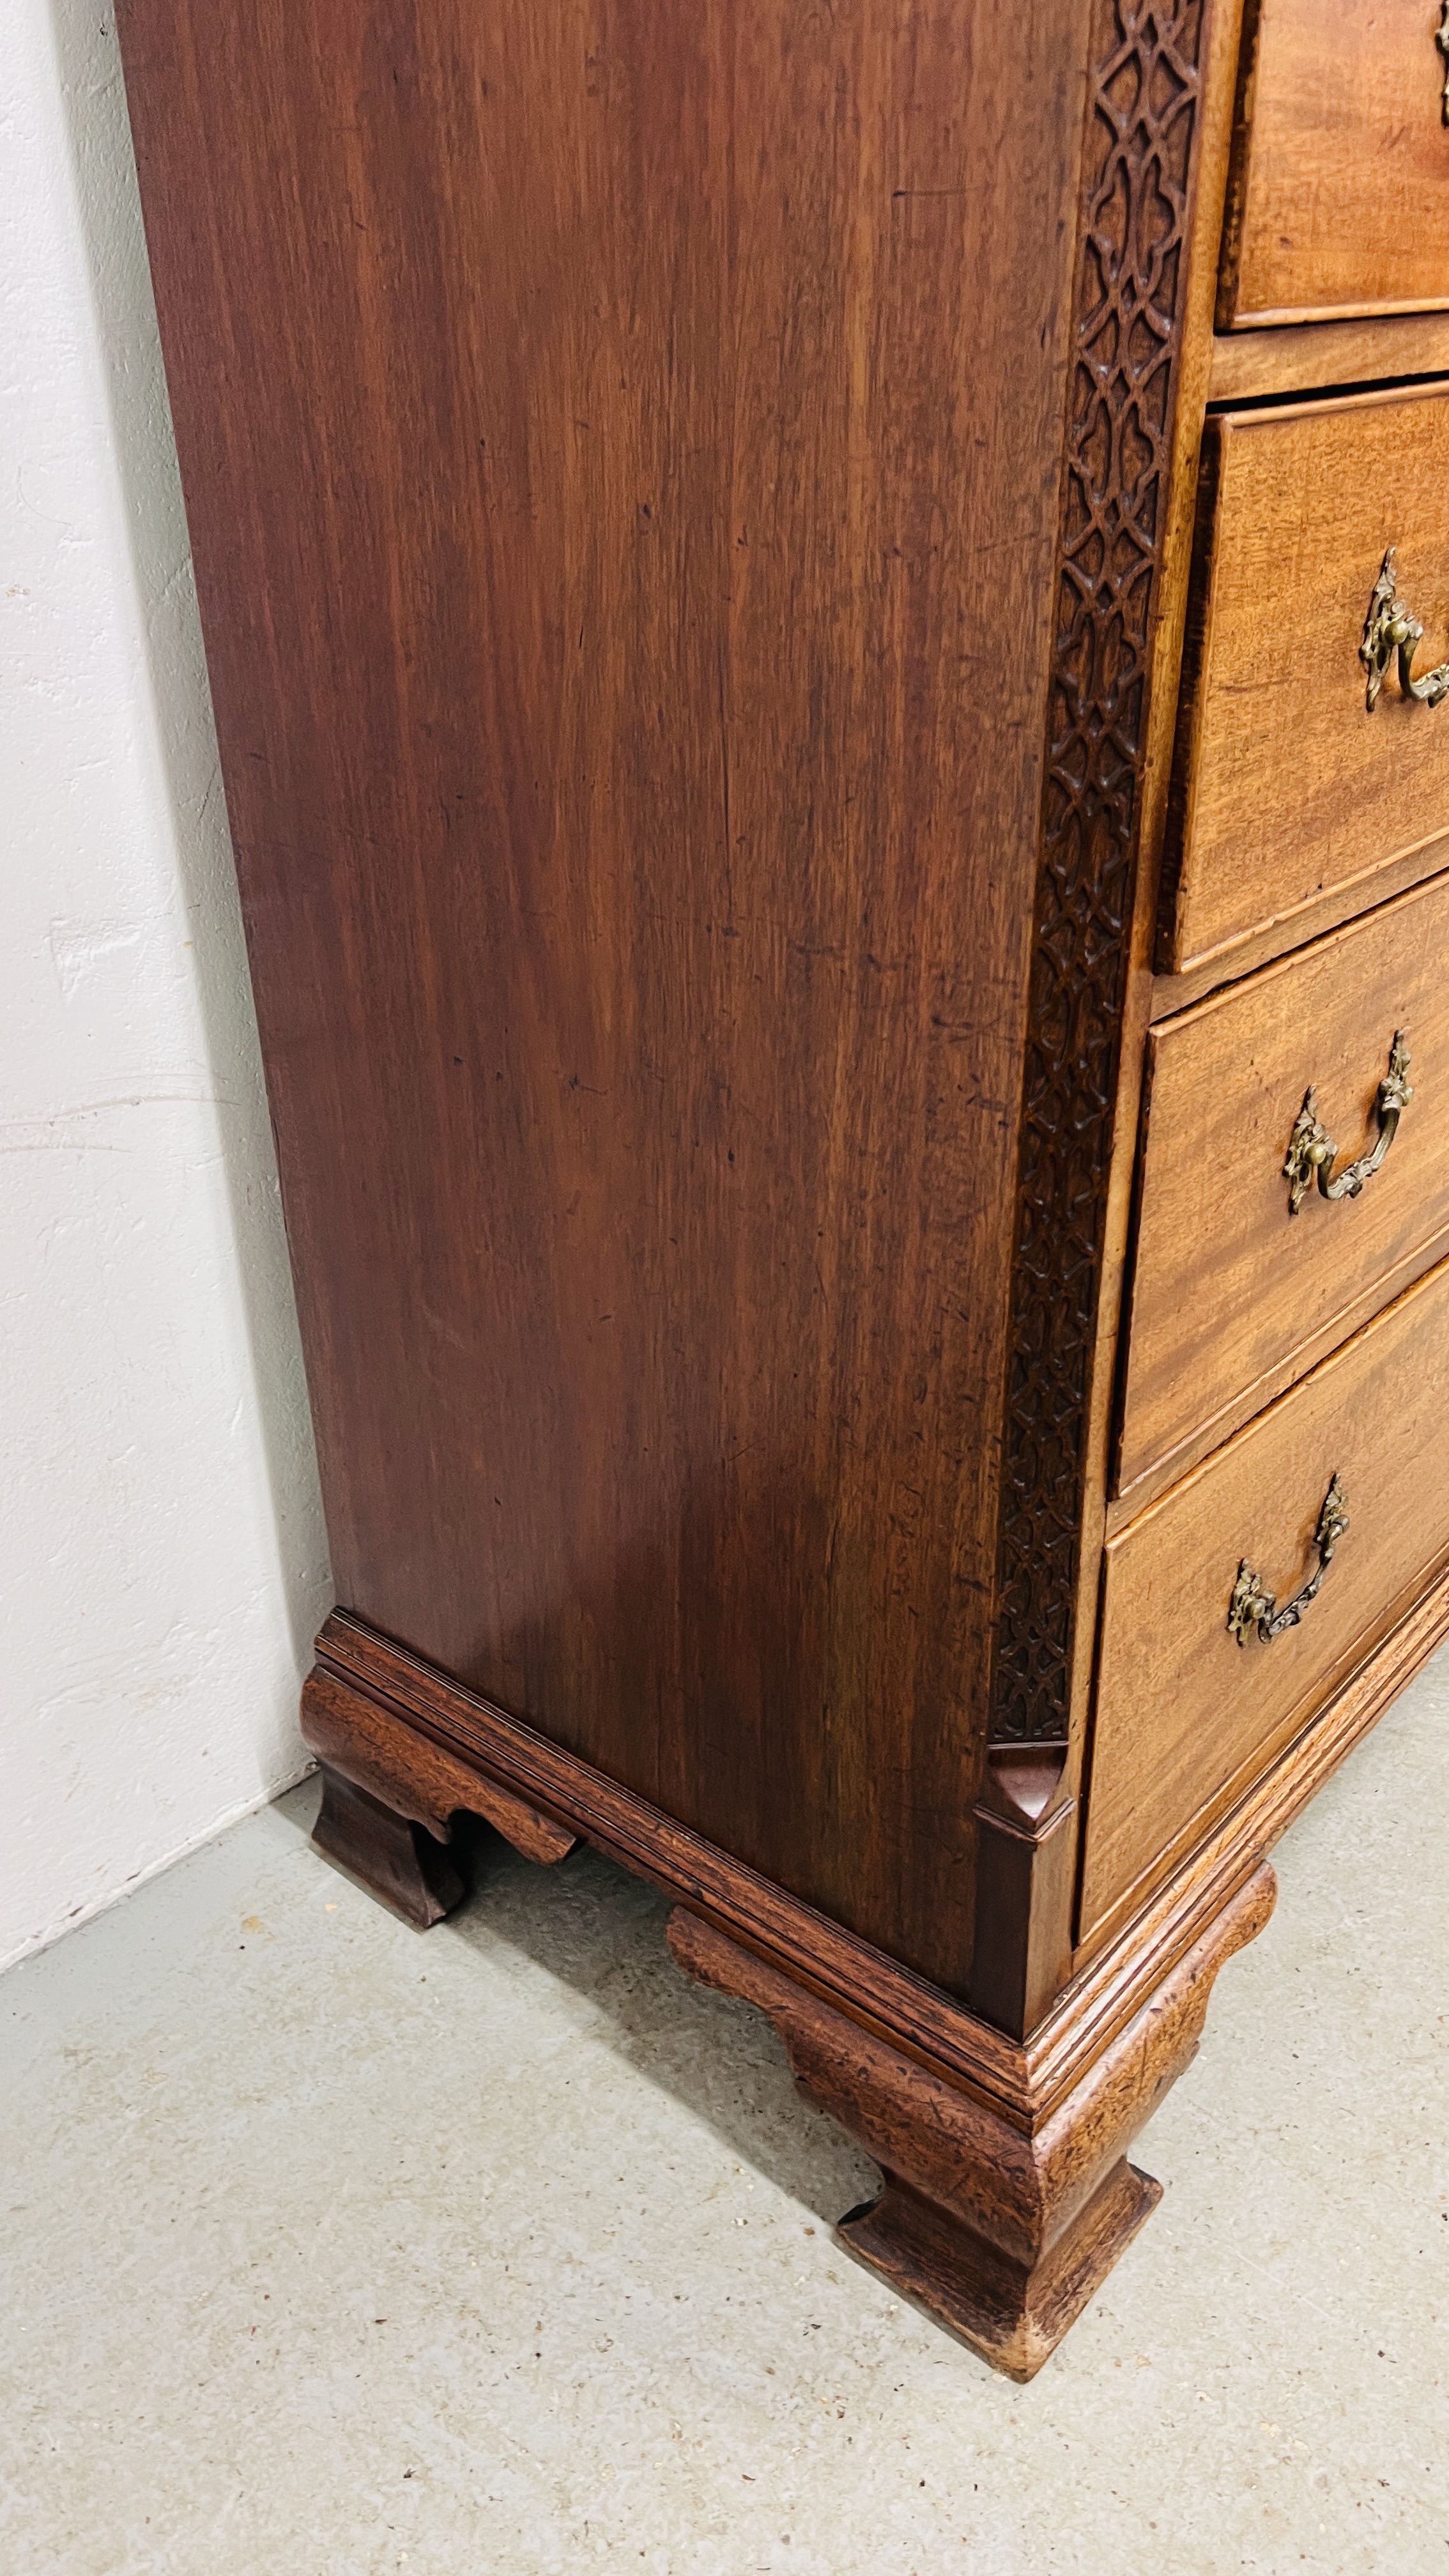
1283, 1031, 1413, 1216
1228, 1476, 1350, 1648
1361, 550, 1449, 710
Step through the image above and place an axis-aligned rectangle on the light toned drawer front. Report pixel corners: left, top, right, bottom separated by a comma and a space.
1221, 0, 1449, 327
1161, 385, 1449, 976
1083, 1254, 1449, 1946
1119, 869, 1449, 1501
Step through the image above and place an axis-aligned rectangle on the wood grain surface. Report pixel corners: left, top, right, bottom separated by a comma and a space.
115, 0, 1090, 1993
311, 1769, 466, 1929
1119, 867, 1449, 1501
984, 0, 1213, 1758
1160, 383, 1449, 974
1085, 1252, 1449, 1941
1208, 309, 1449, 403
669, 1866, 1274, 2378
1147, 833, 1449, 1020
302, 1660, 578, 1864
1220, 0, 1449, 326
315, 1588, 1449, 2110
110, 0, 1449, 2365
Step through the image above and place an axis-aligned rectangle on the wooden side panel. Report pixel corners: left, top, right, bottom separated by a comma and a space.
114, 0, 1091, 1990
1119, 866, 1449, 1501
1221, 0, 1449, 327
1084, 1254, 1449, 1942
1161, 385, 1449, 976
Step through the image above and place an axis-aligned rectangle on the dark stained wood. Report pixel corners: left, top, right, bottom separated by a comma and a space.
302, 1661, 577, 1866
1218, 0, 1449, 328
312, 1767, 465, 1928
967, 1746, 1076, 2041
311, 1591, 1448, 2126
116, 0, 1093, 2001
314, 1613, 1084, 2126
668, 1866, 1274, 2379
986, 0, 1216, 1757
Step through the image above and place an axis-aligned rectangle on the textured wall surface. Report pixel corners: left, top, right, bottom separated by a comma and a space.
0, 0, 332, 1969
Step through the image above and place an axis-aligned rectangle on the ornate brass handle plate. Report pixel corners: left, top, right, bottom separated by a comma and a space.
1439, 2, 1449, 127
1283, 1031, 1412, 1216
1227, 1475, 1350, 1648
1361, 551, 1449, 710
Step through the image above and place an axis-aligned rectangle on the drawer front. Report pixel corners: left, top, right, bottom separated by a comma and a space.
1161, 385, 1449, 976
1083, 1254, 1449, 1945
1120, 869, 1449, 1499
1221, 0, 1449, 327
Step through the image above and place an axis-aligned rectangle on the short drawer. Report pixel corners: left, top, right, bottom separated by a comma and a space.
1082, 1254, 1449, 1947
1220, 0, 1449, 328
1119, 868, 1449, 1501
1160, 384, 1449, 976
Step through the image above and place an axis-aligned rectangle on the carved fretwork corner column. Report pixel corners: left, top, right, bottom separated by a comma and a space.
969, 0, 1220, 2047
300, 1656, 578, 1929
670, 1861, 1275, 2381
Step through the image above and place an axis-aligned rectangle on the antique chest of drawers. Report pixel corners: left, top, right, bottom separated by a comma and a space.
117, 0, 1449, 2376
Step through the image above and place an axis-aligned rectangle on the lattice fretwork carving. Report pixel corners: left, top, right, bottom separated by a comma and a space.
988, 0, 1207, 1745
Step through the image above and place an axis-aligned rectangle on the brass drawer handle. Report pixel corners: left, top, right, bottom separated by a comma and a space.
1227, 1475, 1349, 1648
1283, 1031, 1412, 1216
1361, 551, 1449, 710
1439, 2, 1449, 126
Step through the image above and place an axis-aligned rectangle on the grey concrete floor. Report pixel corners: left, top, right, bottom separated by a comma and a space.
3, 1664, 1447, 2576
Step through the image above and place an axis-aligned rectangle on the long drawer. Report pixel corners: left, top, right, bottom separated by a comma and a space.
1220, 0, 1449, 328
1119, 868, 1449, 1501
1082, 1253, 1449, 1947
1160, 384, 1449, 976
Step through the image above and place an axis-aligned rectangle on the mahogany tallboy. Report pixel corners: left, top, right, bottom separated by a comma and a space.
117, 0, 1449, 2375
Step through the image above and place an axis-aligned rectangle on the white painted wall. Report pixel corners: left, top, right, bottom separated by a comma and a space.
1, 0, 332, 1969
